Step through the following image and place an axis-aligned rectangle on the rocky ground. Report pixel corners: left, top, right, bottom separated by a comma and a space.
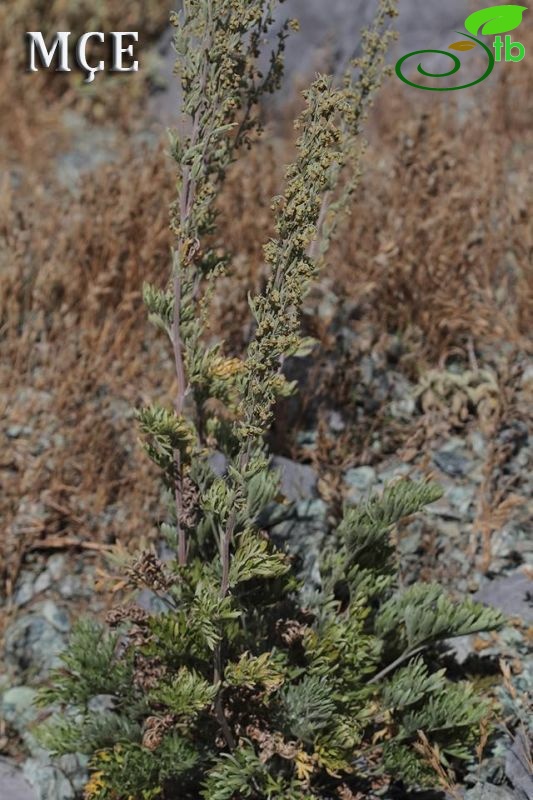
1, 2, 532, 798
2, 334, 531, 799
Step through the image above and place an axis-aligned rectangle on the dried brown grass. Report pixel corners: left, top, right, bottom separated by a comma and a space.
0, 146, 174, 594
0, 0, 169, 166
1, 29, 531, 598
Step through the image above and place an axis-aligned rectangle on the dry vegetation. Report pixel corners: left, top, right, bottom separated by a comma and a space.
1, 13, 531, 615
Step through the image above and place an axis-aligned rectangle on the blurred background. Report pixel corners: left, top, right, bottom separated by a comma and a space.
0, 2, 531, 797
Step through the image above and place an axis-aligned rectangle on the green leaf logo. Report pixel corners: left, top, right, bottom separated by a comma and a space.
464, 4, 527, 36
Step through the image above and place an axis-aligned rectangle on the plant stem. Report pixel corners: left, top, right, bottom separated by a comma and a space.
369, 645, 426, 684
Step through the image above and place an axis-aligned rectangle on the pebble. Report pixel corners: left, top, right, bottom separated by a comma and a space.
446, 485, 476, 517
14, 574, 36, 608
296, 430, 317, 447
344, 466, 377, 504
57, 575, 84, 600
33, 571, 52, 596
47, 555, 66, 583
328, 410, 345, 433
6, 425, 33, 439
433, 448, 472, 477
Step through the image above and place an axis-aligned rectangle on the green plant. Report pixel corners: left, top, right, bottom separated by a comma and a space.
37, 2, 504, 798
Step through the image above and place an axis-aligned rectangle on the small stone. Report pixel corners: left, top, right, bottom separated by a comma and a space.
497, 421, 528, 454
58, 574, 83, 600
433, 448, 472, 477
447, 485, 476, 517
296, 430, 317, 447
272, 456, 317, 503
40, 601, 70, 633
33, 571, 52, 596
376, 462, 411, 485
344, 467, 377, 505
13, 574, 35, 608
470, 431, 487, 458
360, 355, 374, 385
344, 466, 377, 492
46, 555, 66, 582
88, 694, 117, 714
208, 450, 227, 477
317, 292, 337, 324
6, 425, 32, 439
328, 410, 345, 432
521, 363, 533, 388
389, 394, 416, 419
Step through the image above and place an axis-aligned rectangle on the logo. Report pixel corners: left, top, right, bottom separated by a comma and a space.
395, 4, 527, 91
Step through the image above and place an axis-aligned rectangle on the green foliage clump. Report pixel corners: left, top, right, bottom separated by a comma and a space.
37, 2, 504, 798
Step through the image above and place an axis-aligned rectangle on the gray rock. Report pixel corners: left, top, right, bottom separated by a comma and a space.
376, 461, 411, 486
497, 421, 528, 454
23, 760, 75, 800
345, 466, 377, 491
46, 555, 66, 583
209, 450, 227, 477
40, 601, 70, 633
344, 466, 377, 503
521, 364, 533, 388
505, 729, 533, 800
272, 456, 317, 503
56, 111, 118, 189
433, 448, 472, 477
13, 573, 36, 608
296, 429, 317, 447
470, 431, 487, 458
33, 571, 52, 596
137, 588, 172, 614
88, 694, 117, 714
271, 498, 327, 588
445, 634, 474, 665
1, 686, 39, 733
58, 574, 84, 600
4, 603, 70, 676
475, 572, 533, 624
56, 753, 90, 794
6, 425, 33, 439
446, 484, 476, 517
328, 410, 345, 433
465, 784, 519, 800
0, 758, 38, 800
389, 393, 416, 419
